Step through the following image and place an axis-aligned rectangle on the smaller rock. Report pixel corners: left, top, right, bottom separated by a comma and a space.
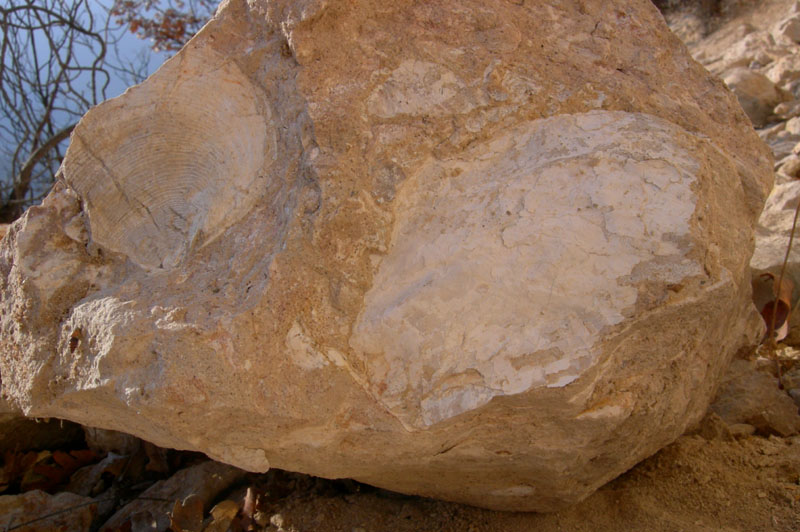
728, 423, 757, 438
709, 28, 775, 75
787, 117, 800, 136
694, 412, 734, 442
270, 514, 285, 528
253, 511, 269, 527
758, 121, 787, 145
765, 55, 800, 91
723, 67, 786, 127
772, 15, 800, 44
762, 133, 800, 161
777, 155, 800, 178
711, 359, 800, 437
774, 99, 800, 119
0, 490, 96, 532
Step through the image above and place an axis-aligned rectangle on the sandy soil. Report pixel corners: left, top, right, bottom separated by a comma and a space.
250, 431, 800, 532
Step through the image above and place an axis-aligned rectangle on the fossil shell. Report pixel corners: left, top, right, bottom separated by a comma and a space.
63, 49, 274, 270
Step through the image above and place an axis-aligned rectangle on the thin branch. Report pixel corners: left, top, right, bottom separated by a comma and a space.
0, 0, 210, 221
0, 124, 74, 223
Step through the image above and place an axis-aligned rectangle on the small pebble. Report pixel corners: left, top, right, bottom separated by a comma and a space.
728, 423, 757, 438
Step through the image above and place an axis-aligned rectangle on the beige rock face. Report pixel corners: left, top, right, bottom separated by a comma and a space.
0, 0, 773, 511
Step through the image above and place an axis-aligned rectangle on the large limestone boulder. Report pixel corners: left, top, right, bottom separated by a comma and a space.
0, 0, 773, 511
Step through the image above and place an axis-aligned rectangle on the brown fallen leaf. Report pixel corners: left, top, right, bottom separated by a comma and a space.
204, 499, 240, 532
27, 449, 100, 492
0, 451, 40, 493
170, 493, 204, 532
757, 272, 795, 342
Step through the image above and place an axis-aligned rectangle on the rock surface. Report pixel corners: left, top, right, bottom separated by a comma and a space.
711, 359, 800, 436
0, 0, 773, 511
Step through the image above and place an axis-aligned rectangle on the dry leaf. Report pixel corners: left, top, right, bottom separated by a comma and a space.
27, 449, 99, 492
203, 499, 240, 532
0, 451, 40, 493
757, 272, 795, 342
170, 493, 204, 532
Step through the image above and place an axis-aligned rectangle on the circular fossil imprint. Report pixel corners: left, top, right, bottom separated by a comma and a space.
63, 51, 274, 270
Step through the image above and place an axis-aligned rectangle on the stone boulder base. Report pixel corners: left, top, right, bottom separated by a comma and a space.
0, 0, 773, 511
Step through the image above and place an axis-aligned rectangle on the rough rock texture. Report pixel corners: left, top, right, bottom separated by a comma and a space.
711, 359, 800, 436
0, 0, 773, 511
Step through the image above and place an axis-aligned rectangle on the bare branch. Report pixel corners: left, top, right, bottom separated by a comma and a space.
0, 0, 209, 222
0, 124, 74, 223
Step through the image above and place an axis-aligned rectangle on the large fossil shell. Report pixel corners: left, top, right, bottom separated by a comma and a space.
63, 49, 274, 270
